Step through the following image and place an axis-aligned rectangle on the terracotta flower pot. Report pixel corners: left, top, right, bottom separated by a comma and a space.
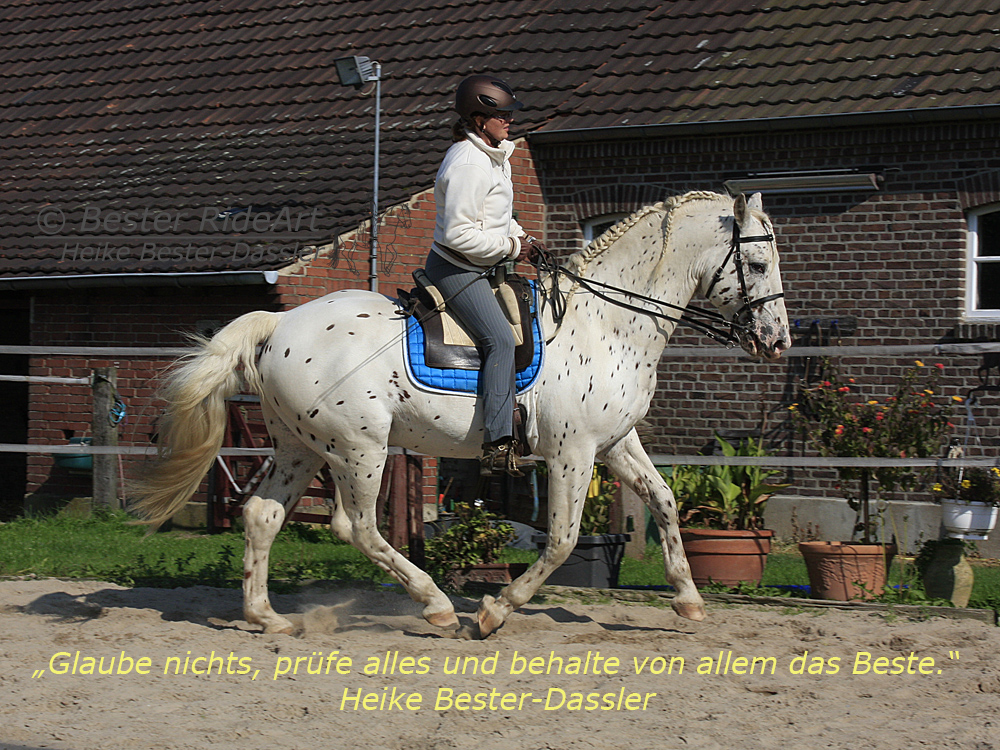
798, 541, 896, 601
680, 529, 773, 587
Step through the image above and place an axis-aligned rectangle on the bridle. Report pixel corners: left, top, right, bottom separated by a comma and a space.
704, 221, 785, 325
535, 219, 784, 346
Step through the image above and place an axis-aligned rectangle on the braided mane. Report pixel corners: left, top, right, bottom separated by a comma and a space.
550, 191, 731, 316
568, 190, 729, 274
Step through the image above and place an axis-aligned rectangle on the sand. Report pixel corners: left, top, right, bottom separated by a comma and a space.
1, 578, 998, 750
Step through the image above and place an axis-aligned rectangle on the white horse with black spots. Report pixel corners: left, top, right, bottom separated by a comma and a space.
133, 191, 789, 638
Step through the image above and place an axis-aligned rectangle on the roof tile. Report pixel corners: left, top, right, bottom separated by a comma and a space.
1, 0, 997, 277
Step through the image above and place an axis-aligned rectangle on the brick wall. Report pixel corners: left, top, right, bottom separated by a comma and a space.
19, 135, 547, 519
26, 285, 281, 502
530, 120, 1000, 500
272, 138, 546, 509
27, 121, 997, 519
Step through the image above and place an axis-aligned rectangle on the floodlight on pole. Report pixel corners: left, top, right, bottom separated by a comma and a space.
335, 55, 382, 292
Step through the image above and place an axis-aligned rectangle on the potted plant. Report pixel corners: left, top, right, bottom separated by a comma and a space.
533, 465, 631, 588
932, 465, 1000, 541
663, 435, 788, 587
792, 361, 955, 599
424, 501, 524, 590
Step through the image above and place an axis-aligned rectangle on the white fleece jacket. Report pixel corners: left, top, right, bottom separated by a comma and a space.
431, 131, 524, 271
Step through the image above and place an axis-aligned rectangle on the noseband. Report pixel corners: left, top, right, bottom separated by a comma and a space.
705, 222, 785, 323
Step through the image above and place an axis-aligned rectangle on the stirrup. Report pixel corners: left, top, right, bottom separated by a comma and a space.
480, 439, 529, 477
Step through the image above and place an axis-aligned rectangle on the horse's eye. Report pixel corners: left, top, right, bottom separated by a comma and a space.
749, 262, 767, 275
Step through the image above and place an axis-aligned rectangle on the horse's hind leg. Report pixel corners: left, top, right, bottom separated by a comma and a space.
599, 429, 706, 622
242, 447, 325, 634
328, 450, 458, 629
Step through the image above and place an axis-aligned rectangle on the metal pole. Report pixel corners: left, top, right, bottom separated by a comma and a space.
370, 62, 382, 293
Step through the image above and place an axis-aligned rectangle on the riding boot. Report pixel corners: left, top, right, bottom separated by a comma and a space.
480, 438, 530, 477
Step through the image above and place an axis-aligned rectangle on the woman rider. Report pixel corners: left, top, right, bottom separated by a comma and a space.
423, 74, 542, 476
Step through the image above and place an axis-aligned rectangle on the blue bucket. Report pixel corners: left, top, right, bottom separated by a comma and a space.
54, 437, 93, 471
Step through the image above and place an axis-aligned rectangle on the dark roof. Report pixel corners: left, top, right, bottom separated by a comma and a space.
2, 0, 997, 279
542, 0, 1000, 133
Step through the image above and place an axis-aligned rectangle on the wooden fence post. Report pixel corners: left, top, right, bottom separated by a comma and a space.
385, 452, 426, 567
91, 366, 119, 509
388, 454, 408, 550
406, 453, 425, 569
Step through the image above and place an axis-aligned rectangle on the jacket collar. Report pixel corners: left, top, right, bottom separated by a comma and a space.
465, 130, 515, 164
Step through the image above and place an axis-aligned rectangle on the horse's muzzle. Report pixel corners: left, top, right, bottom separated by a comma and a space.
735, 309, 789, 360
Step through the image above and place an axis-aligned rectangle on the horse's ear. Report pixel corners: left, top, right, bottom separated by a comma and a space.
747, 192, 764, 213
733, 193, 748, 226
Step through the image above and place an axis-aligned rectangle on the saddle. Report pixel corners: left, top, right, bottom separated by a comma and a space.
398, 268, 536, 372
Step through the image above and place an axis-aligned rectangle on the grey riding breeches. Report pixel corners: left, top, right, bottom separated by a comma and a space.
424, 252, 516, 444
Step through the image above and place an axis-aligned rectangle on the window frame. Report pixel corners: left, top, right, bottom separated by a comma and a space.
581, 213, 629, 247
966, 204, 1000, 320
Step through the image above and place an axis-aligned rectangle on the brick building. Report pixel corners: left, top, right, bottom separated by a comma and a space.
2, 1, 998, 543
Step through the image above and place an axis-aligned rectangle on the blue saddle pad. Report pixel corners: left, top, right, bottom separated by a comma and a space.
402, 281, 544, 395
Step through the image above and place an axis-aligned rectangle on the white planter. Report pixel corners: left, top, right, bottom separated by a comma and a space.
941, 499, 1000, 541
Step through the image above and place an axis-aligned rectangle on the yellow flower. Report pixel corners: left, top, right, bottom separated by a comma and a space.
867, 400, 879, 405
952, 396, 964, 403
915, 360, 925, 367
961, 479, 971, 489
932, 483, 943, 492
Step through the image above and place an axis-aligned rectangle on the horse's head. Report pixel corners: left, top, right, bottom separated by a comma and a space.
701, 193, 789, 360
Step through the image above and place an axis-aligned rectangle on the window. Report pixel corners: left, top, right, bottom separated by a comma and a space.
967, 206, 1000, 317
581, 214, 628, 246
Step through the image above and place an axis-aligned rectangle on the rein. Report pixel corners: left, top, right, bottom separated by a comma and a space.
535, 220, 784, 346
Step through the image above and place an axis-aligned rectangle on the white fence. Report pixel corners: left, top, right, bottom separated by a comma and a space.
2, 341, 998, 465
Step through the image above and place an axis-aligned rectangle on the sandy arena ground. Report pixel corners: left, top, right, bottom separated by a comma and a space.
1, 578, 998, 750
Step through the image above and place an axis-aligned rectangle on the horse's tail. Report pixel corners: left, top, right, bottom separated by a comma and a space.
130, 310, 283, 529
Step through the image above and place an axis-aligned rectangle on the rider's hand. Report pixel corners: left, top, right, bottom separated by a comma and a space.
519, 235, 546, 265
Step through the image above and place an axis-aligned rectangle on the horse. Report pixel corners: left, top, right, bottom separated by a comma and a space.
132, 190, 789, 638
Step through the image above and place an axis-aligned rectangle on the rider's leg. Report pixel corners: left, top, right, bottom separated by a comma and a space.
424, 253, 517, 458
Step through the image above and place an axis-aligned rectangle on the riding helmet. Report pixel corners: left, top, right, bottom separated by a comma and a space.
455, 75, 524, 120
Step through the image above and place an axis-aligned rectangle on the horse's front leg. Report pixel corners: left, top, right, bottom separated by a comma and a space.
242, 452, 325, 634
599, 428, 706, 622
477, 451, 594, 637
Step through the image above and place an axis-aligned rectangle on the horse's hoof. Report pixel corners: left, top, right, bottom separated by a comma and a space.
260, 616, 299, 635
425, 609, 460, 628
476, 595, 506, 638
671, 599, 707, 622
